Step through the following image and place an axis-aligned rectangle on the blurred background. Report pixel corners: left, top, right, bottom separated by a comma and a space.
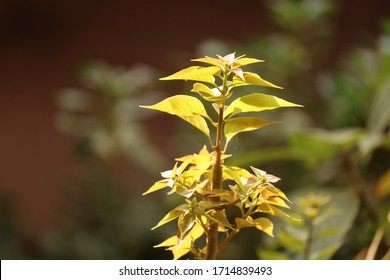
0, 0, 390, 259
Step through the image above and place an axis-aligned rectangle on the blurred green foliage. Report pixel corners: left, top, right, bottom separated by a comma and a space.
55, 62, 166, 172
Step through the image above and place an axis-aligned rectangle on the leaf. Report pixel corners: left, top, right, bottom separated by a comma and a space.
140, 95, 210, 119
265, 197, 290, 208
234, 57, 264, 67
154, 235, 177, 248
223, 165, 252, 183
235, 217, 255, 228
232, 72, 282, 89
225, 93, 302, 118
178, 213, 196, 240
191, 82, 229, 103
142, 180, 170, 195
255, 203, 290, 218
203, 189, 235, 202
172, 224, 205, 259
235, 217, 274, 236
151, 205, 187, 230
206, 210, 234, 230
191, 57, 222, 67
191, 82, 215, 98
154, 224, 205, 259
224, 117, 275, 145
172, 183, 197, 198
179, 115, 211, 139
160, 66, 221, 84
253, 217, 274, 237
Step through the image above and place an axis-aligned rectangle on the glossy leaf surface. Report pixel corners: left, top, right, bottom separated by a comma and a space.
160, 66, 221, 84
225, 93, 302, 118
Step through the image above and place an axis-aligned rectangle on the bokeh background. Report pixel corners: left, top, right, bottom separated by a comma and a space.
1, 0, 390, 259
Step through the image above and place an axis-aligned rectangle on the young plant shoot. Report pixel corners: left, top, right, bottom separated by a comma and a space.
141, 53, 302, 259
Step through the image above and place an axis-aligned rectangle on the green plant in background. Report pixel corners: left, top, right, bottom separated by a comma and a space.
56, 62, 165, 172
259, 191, 359, 260
141, 53, 302, 259
48, 62, 168, 259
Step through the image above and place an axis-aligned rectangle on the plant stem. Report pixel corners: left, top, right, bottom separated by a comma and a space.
205, 68, 229, 260
205, 106, 224, 260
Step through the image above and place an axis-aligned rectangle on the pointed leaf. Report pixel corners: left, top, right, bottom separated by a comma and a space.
179, 115, 211, 139
204, 189, 235, 202
232, 72, 282, 89
231, 68, 245, 81
224, 117, 276, 145
154, 235, 177, 248
160, 66, 221, 84
143, 179, 170, 195
266, 197, 290, 208
151, 205, 187, 230
191, 57, 222, 67
253, 217, 274, 237
191, 82, 215, 97
255, 203, 290, 218
170, 243, 191, 260
206, 210, 234, 229
140, 95, 209, 119
225, 93, 303, 118
171, 224, 205, 259
235, 217, 255, 228
234, 57, 264, 67
178, 213, 196, 239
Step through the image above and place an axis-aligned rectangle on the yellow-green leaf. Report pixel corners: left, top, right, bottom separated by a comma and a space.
225, 93, 303, 118
255, 203, 290, 218
192, 82, 215, 98
154, 224, 205, 259
178, 213, 196, 239
203, 189, 235, 202
140, 95, 210, 119
234, 57, 264, 67
172, 224, 205, 259
253, 217, 274, 237
266, 197, 290, 208
206, 210, 234, 229
151, 205, 187, 230
143, 179, 169, 195
160, 66, 221, 84
192, 82, 230, 103
232, 72, 282, 89
179, 115, 211, 139
191, 57, 222, 67
154, 235, 177, 248
235, 217, 255, 228
224, 117, 276, 146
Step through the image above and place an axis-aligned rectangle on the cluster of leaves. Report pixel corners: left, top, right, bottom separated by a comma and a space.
141, 53, 302, 259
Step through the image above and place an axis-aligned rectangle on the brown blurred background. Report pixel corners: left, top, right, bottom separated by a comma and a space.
1, 0, 390, 259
